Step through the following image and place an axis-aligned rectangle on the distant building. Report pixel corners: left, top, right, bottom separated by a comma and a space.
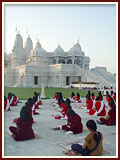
4, 32, 116, 88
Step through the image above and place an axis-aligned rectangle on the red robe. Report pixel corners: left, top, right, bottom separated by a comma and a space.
86, 99, 93, 109
4, 99, 10, 111
30, 105, 37, 115
14, 96, 18, 104
76, 96, 81, 103
99, 109, 116, 125
62, 115, 83, 134
9, 117, 35, 141
92, 96, 95, 100
113, 96, 116, 102
99, 96, 103, 101
55, 103, 67, 119
106, 97, 111, 103
8, 96, 16, 106
89, 101, 106, 116
55, 94, 58, 100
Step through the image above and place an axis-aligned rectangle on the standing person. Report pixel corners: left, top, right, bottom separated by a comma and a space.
9, 106, 35, 141
4, 95, 10, 111
68, 120, 103, 156
61, 109, 83, 134
89, 97, 106, 116
97, 101, 116, 125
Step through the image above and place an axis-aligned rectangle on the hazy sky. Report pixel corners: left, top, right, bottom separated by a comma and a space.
4, 3, 117, 74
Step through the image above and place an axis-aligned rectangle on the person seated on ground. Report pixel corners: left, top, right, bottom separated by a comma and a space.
105, 91, 109, 97
33, 96, 40, 109
97, 100, 116, 125
113, 92, 116, 102
91, 93, 95, 100
60, 109, 83, 134
33, 91, 37, 99
70, 92, 76, 102
98, 91, 103, 101
37, 93, 42, 105
53, 92, 63, 109
9, 106, 35, 141
75, 93, 81, 103
106, 94, 114, 103
52, 99, 67, 119
51, 92, 59, 107
110, 90, 114, 97
4, 95, 10, 111
87, 90, 91, 97
68, 120, 103, 156
13, 101, 32, 124
7, 93, 16, 106
54, 92, 59, 101
86, 95, 93, 110
89, 96, 106, 116
13, 94, 18, 106
53, 98, 72, 120
28, 98, 39, 115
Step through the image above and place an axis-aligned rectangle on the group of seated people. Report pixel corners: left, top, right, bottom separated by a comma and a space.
8, 92, 42, 141
51, 90, 116, 156
7, 89, 116, 156
4, 93, 20, 111
70, 92, 81, 103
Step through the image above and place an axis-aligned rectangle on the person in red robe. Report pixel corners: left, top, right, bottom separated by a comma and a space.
4, 95, 10, 111
7, 93, 16, 106
98, 92, 103, 101
97, 101, 116, 125
37, 93, 42, 105
70, 92, 76, 102
113, 92, 116, 102
91, 93, 95, 100
76, 93, 81, 103
86, 95, 93, 110
13, 94, 18, 106
89, 96, 106, 116
54, 92, 59, 101
61, 109, 83, 134
86, 90, 91, 97
110, 90, 113, 97
106, 95, 114, 103
54, 98, 72, 120
9, 106, 35, 141
54, 100, 67, 119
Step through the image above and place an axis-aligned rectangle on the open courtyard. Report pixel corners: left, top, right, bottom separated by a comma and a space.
4, 98, 117, 157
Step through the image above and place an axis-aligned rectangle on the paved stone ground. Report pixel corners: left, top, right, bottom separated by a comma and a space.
4, 99, 117, 157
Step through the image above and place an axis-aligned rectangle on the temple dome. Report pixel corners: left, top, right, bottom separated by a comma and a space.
24, 36, 33, 52
69, 43, 82, 52
30, 40, 46, 56
54, 45, 64, 53
12, 33, 23, 51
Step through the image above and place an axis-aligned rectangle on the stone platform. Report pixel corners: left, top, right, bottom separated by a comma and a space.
4, 99, 117, 157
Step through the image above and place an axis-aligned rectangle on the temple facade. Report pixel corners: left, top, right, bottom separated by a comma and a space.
4, 33, 116, 88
